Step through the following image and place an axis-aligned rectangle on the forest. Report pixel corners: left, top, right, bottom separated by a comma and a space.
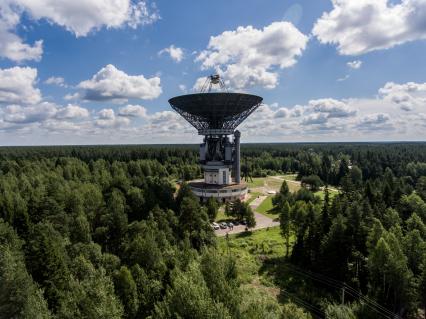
1, 142, 426, 318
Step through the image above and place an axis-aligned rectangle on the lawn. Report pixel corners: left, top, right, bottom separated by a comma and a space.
255, 196, 279, 219
218, 226, 285, 256
217, 227, 290, 284
245, 177, 265, 188
281, 180, 301, 193
314, 188, 339, 201
281, 174, 297, 181
215, 209, 232, 222
256, 196, 274, 213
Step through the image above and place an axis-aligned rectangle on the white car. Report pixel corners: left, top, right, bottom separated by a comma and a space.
211, 222, 220, 230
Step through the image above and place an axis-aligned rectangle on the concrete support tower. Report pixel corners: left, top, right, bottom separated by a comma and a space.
234, 130, 241, 184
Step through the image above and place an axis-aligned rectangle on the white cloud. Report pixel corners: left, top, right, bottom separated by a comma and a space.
0, 66, 41, 105
149, 110, 179, 124
0, 0, 158, 61
2, 81, 425, 143
118, 104, 148, 118
44, 76, 67, 87
12, 0, 159, 37
309, 99, 357, 118
378, 81, 426, 112
0, 2, 43, 62
196, 21, 308, 89
2, 102, 57, 124
356, 113, 394, 131
178, 84, 187, 93
347, 60, 362, 69
159, 45, 184, 62
95, 108, 130, 128
312, 0, 426, 55
55, 104, 89, 119
337, 75, 350, 82
77, 64, 162, 102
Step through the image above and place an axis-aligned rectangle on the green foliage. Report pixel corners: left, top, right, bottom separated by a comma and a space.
179, 196, 214, 249
301, 175, 323, 192
324, 304, 356, 319
26, 222, 70, 310
0, 220, 51, 319
206, 197, 219, 222
280, 201, 291, 257
56, 256, 124, 319
281, 302, 312, 319
1, 143, 426, 318
114, 266, 139, 318
154, 262, 232, 319
228, 199, 256, 228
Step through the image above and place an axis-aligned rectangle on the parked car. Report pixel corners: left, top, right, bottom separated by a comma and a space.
227, 222, 234, 228
233, 220, 240, 226
220, 222, 228, 229
211, 223, 220, 230
240, 220, 247, 225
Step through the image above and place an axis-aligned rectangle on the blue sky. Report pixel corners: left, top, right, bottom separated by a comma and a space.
0, 0, 425, 145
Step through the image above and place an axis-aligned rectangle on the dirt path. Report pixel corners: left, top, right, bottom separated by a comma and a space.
249, 195, 267, 209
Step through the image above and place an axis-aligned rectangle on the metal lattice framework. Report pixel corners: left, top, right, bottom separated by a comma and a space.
168, 93, 262, 133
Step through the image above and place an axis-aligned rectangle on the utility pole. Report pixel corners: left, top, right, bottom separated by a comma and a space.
341, 285, 345, 305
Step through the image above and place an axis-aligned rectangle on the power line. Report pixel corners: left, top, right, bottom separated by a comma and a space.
281, 263, 401, 319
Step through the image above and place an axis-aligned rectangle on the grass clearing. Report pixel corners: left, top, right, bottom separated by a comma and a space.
255, 196, 279, 219
217, 227, 290, 284
218, 226, 285, 258
281, 174, 297, 181
283, 180, 301, 193
215, 209, 232, 222
245, 177, 265, 188
314, 188, 339, 201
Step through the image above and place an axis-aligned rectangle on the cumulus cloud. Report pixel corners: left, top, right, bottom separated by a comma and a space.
2, 80, 425, 143
347, 60, 362, 69
0, 2, 43, 62
356, 113, 394, 131
12, 0, 158, 37
2, 102, 57, 124
159, 45, 184, 62
149, 110, 179, 124
55, 104, 89, 119
0, 66, 41, 105
44, 76, 67, 87
76, 64, 162, 103
95, 108, 130, 128
379, 81, 426, 112
178, 84, 187, 93
118, 104, 148, 118
312, 0, 426, 55
309, 99, 357, 118
0, 0, 158, 61
196, 21, 308, 89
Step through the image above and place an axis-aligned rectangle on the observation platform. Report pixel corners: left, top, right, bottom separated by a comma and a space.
188, 179, 248, 203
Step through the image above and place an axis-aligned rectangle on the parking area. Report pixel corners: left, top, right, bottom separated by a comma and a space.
214, 212, 279, 237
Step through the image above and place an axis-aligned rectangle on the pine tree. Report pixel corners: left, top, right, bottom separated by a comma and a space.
280, 201, 292, 257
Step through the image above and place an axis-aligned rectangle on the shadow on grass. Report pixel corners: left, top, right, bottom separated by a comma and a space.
258, 256, 337, 318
